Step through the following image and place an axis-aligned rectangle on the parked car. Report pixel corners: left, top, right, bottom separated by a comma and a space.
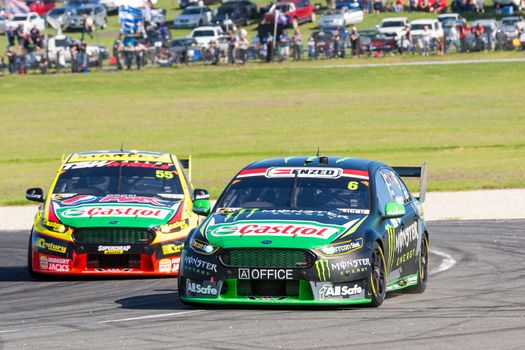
409, 19, 444, 47
335, 0, 362, 9
46, 34, 109, 66
466, 19, 497, 51
496, 16, 521, 50
66, 0, 100, 8
377, 17, 409, 41
27, 0, 56, 16
189, 26, 224, 47
359, 28, 396, 56
437, 13, 462, 23
98, 0, 118, 14
493, 0, 524, 10
311, 29, 346, 58
318, 7, 363, 28
45, 6, 70, 30
65, 4, 107, 31
5, 12, 46, 32
0, 12, 8, 32
170, 37, 201, 63
212, 0, 257, 27
262, 0, 315, 28
178, 0, 219, 9
174, 6, 212, 29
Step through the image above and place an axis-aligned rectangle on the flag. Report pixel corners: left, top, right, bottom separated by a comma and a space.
119, 5, 143, 34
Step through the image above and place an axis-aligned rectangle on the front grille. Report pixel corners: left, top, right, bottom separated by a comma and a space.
219, 249, 315, 269
87, 254, 141, 268
73, 228, 155, 245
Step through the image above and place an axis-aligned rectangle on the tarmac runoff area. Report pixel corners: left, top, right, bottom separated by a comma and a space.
0, 188, 523, 231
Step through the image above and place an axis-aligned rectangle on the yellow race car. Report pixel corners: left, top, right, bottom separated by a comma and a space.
25, 150, 208, 277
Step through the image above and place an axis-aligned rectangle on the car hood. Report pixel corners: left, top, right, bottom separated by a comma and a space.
202, 209, 369, 249
49, 194, 183, 228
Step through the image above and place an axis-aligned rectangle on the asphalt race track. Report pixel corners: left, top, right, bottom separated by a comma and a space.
1, 220, 524, 349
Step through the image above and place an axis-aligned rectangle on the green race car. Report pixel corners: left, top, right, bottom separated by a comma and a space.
178, 156, 429, 306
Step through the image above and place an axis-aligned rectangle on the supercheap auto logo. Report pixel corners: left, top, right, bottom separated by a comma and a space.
58, 205, 172, 219
207, 220, 346, 239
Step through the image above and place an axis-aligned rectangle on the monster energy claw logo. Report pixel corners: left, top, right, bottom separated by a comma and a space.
386, 226, 396, 274
315, 260, 331, 281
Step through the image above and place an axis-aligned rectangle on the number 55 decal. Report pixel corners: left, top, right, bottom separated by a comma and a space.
156, 170, 174, 179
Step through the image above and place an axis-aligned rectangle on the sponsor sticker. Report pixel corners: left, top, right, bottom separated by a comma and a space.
162, 243, 183, 256
185, 280, 218, 296
396, 222, 418, 254
159, 259, 172, 273
61, 195, 97, 206
190, 240, 220, 255
36, 238, 67, 254
238, 268, 293, 280
100, 195, 164, 206
98, 245, 131, 255
331, 258, 370, 271
184, 255, 217, 272
266, 167, 343, 179
63, 161, 172, 170
39, 255, 70, 272
208, 221, 344, 240
317, 238, 364, 256
59, 206, 172, 219
317, 283, 364, 300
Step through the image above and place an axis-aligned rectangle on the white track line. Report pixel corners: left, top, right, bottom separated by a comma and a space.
98, 310, 204, 324
313, 58, 525, 69
0, 329, 21, 334
429, 249, 456, 276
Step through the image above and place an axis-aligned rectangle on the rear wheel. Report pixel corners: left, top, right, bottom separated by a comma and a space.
369, 242, 386, 307
409, 235, 429, 293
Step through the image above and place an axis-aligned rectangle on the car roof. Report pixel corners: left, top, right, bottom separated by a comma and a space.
66, 150, 174, 163
381, 17, 408, 22
241, 156, 384, 172
410, 19, 437, 24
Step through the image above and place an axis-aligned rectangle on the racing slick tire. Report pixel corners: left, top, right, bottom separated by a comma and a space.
407, 234, 429, 294
369, 242, 386, 307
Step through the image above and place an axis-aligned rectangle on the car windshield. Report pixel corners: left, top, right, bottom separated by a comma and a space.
217, 7, 237, 15
502, 18, 518, 25
411, 23, 431, 31
12, 15, 28, 21
53, 162, 184, 198
51, 8, 66, 15
171, 38, 193, 46
183, 8, 202, 15
217, 174, 370, 211
76, 8, 94, 15
381, 21, 404, 28
193, 30, 215, 37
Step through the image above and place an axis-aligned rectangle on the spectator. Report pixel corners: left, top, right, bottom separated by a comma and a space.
265, 34, 274, 63
517, 16, 525, 32
6, 47, 17, 74
422, 25, 431, 55
38, 56, 49, 74
409, 0, 417, 11
78, 41, 89, 72
458, 22, 470, 51
238, 32, 249, 64
307, 36, 315, 58
135, 41, 145, 70
227, 30, 237, 64
333, 29, 341, 58
373, 0, 383, 13
16, 25, 26, 48
475, 0, 484, 13
292, 28, 302, 61
82, 14, 94, 40
393, 0, 404, 12
7, 27, 17, 47
350, 27, 360, 58
473, 23, 484, 51
279, 29, 290, 61
445, 24, 460, 53
208, 39, 220, 65
401, 26, 414, 54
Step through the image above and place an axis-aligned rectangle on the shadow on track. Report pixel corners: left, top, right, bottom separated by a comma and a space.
0, 266, 31, 282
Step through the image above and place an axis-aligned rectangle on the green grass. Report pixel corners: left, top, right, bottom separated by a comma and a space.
1, 60, 524, 204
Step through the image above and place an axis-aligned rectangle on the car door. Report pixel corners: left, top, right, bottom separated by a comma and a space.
376, 168, 419, 281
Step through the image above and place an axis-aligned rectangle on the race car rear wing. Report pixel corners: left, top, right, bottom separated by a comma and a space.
179, 156, 192, 182
392, 163, 427, 203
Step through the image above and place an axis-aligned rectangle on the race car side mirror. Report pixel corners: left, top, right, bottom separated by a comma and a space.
193, 198, 211, 216
382, 201, 406, 219
26, 188, 45, 203
193, 188, 210, 200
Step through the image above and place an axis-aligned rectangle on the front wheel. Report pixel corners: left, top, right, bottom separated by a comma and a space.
409, 235, 429, 293
369, 242, 386, 307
